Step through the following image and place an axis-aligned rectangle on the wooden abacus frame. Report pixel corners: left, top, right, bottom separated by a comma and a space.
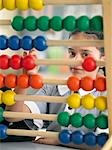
0, 0, 112, 150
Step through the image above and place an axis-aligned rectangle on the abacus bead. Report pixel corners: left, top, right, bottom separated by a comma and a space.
0, 90, 3, 104
67, 93, 81, 109
95, 96, 107, 111
2, 90, 16, 106
0, 107, 4, 122
10, 55, 22, 70
81, 76, 94, 91
83, 114, 95, 129
96, 115, 108, 129
77, 16, 90, 31
22, 55, 36, 70
82, 56, 96, 72
67, 76, 80, 91
0, 74, 4, 88
50, 16, 62, 31
29, 74, 43, 89
81, 94, 95, 109
33, 36, 48, 51
0, 55, 9, 69
16, 0, 28, 10
5, 74, 17, 88
8, 36, 20, 50
21, 36, 33, 50
71, 131, 84, 145
3, 0, 15, 10
97, 133, 108, 147
0, 0, 3, 10
57, 112, 70, 127
11, 16, 24, 31
38, 16, 49, 31
0, 124, 8, 139
29, 0, 44, 10
84, 132, 96, 146
24, 16, 37, 31
0, 35, 8, 50
70, 113, 82, 128
63, 16, 76, 31
90, 16, 103, 32
59, 130, 71, 144
94, 77, 106, 91
17, 74, 29, 88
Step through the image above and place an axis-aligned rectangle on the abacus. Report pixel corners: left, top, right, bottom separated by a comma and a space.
0, 0, 112, 150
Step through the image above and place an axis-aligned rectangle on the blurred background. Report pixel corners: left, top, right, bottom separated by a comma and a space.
0, 4, 102, 78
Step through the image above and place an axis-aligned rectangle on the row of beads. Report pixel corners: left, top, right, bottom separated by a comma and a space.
59, 130, 108, 147
67, 93, 106, 111
0, 35, 47, 51
12, 15, 103, 32
0, 90, 107, 111
57, 112, 108, 129
0, 0, 43, 10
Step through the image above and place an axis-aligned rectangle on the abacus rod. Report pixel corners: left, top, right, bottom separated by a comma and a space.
102, 135, 112, 150
4, 111, 57, 121
0, 20, 11, 25
44, 0, 102, 5
7, 129, 59, 138
15, 95, 67, 103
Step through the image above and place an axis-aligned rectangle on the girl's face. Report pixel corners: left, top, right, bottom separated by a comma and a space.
68, 32, 103, 79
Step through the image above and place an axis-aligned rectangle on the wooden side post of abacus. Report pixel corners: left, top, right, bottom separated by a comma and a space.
102, 0, 112, 150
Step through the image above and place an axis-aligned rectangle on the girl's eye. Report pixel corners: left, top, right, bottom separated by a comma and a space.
82, 52, 89, 58
69, 52, 76, 57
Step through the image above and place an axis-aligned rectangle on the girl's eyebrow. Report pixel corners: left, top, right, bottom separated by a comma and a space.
68, 48, 75, 51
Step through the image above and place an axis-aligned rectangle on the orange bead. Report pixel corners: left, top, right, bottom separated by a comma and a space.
17, 74, 29, 88
81, 76, 94, 91
29, 74, 43, 89
5, 74, 17, 88
0, 74, 4, 88
67, 76, 80, 91
94, 76, 106, 91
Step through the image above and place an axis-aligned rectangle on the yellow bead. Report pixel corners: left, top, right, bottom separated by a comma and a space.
3, 0, 16, 10
67, 93, 81, 109
29, 0, 44, 10
0, 90, 3, 104
2, 90, 16, 106
81, 94, 95, 109
0, 0, 3, 10
16, 0, 28, 10
95, 96, 107, 111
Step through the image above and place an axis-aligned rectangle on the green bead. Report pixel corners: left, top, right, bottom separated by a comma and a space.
24, 16, 37, 31
70, 113, 82, 128
96, 115, 108, 129
90, 16, 103, 32
63, 16, 76, 31
83, 114, 95, 129
77, 16, 90, 31
50, 16, 62, 31
11, 16, 24, 31
38, 16, 49, 31
57, 112, 70, 127
0, 107, 4, 122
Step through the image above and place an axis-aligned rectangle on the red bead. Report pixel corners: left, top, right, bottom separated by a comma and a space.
67, 76, 80, 91
5, 74, 17, 88
22, 55, 36, 70
10, 55, 22, 70
94, 76, 106, 91
82, 56, 96, 72
0, 55, 9, 69
81, 76, 94, 91
17, 74, 29, 88
29, 74, 43, 89
0, 74, 5, 88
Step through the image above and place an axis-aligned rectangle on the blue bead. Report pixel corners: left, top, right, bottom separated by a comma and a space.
84, 132, 96, 146
59, 130, 71, 144
0, 35, 8, 50
0, 124, 8, 139
71, 130, 84, 145
21, 36, 33, 50
33, 36, 48, 51
8, 35, 20, 50
97, 133, 109, 147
